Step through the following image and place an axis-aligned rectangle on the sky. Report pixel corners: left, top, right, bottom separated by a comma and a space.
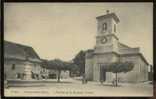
4, 3, 153, 64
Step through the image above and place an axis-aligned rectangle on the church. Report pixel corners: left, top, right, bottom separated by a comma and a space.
85, 11, 149, 83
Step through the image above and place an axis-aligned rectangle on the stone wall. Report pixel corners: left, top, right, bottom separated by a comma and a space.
118, 55, 148, 82
4, 59, 42, 80
4, 59, 25, 80
85, 51, 94, 80
137, 56, 148, 82
93, 53, 119, 82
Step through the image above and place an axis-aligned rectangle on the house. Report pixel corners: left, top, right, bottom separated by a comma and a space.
46, 69, 69, 79
85, 11, 149, 83
4, 41, 43, 80
41, 59, 70, 79
60, 70, 70, 79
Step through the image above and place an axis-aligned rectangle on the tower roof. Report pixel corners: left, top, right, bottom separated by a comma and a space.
96, 12, 120, 23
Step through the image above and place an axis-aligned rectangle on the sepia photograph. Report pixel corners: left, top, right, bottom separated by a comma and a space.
4, 3, 153, 97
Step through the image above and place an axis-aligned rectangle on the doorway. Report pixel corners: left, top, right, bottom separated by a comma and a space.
100, 65, 106, 82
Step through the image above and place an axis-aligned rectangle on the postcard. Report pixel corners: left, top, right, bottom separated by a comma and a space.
4, 3, 153, 97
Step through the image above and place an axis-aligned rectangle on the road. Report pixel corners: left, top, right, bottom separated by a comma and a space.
4, 78, 153, 97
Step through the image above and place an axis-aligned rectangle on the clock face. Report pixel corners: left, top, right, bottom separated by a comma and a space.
101, 37, 107, 44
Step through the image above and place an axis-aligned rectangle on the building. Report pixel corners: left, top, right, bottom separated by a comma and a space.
4, 41, 70, 81
47, 70, 70, 79
4, 41, 44, 80
85, 11, 149, 83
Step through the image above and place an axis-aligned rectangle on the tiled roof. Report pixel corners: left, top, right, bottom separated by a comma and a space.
4, 41, 41, 63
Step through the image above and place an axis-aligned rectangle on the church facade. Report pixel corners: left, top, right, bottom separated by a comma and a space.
85, 11, 149, 83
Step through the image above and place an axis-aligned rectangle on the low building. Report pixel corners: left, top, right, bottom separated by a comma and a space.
46, 69, 70, 79
41, 59, 70, 79
60, 70, 70, 79
4, 41, 43, 80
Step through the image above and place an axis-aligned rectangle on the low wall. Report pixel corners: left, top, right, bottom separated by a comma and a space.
6, 80, 45, 87
5, 79, 72, 87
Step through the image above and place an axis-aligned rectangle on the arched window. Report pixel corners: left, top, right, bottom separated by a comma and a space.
16, 73, 21, 79
102, 23, 107, 32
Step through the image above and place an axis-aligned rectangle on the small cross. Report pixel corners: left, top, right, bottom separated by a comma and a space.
106, 10, 110, 14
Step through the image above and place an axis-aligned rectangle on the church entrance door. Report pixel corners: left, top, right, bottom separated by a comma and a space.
100, 65, 106, 82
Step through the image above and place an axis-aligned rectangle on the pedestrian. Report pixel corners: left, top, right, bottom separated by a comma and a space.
5, 80, 9, 89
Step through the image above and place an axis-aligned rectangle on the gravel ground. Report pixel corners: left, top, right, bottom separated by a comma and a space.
4, 78, 153, 97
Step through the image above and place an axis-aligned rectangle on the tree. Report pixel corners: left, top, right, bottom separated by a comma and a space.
42, 59, 79, 82
63, 61, 79, 77
104, 62, 134, 87
42, 59, 68, 82
73, 50, 86, 76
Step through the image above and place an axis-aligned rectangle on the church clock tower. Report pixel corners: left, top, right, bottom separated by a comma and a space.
85, 10, 148, 83
95, 10, 120, 53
